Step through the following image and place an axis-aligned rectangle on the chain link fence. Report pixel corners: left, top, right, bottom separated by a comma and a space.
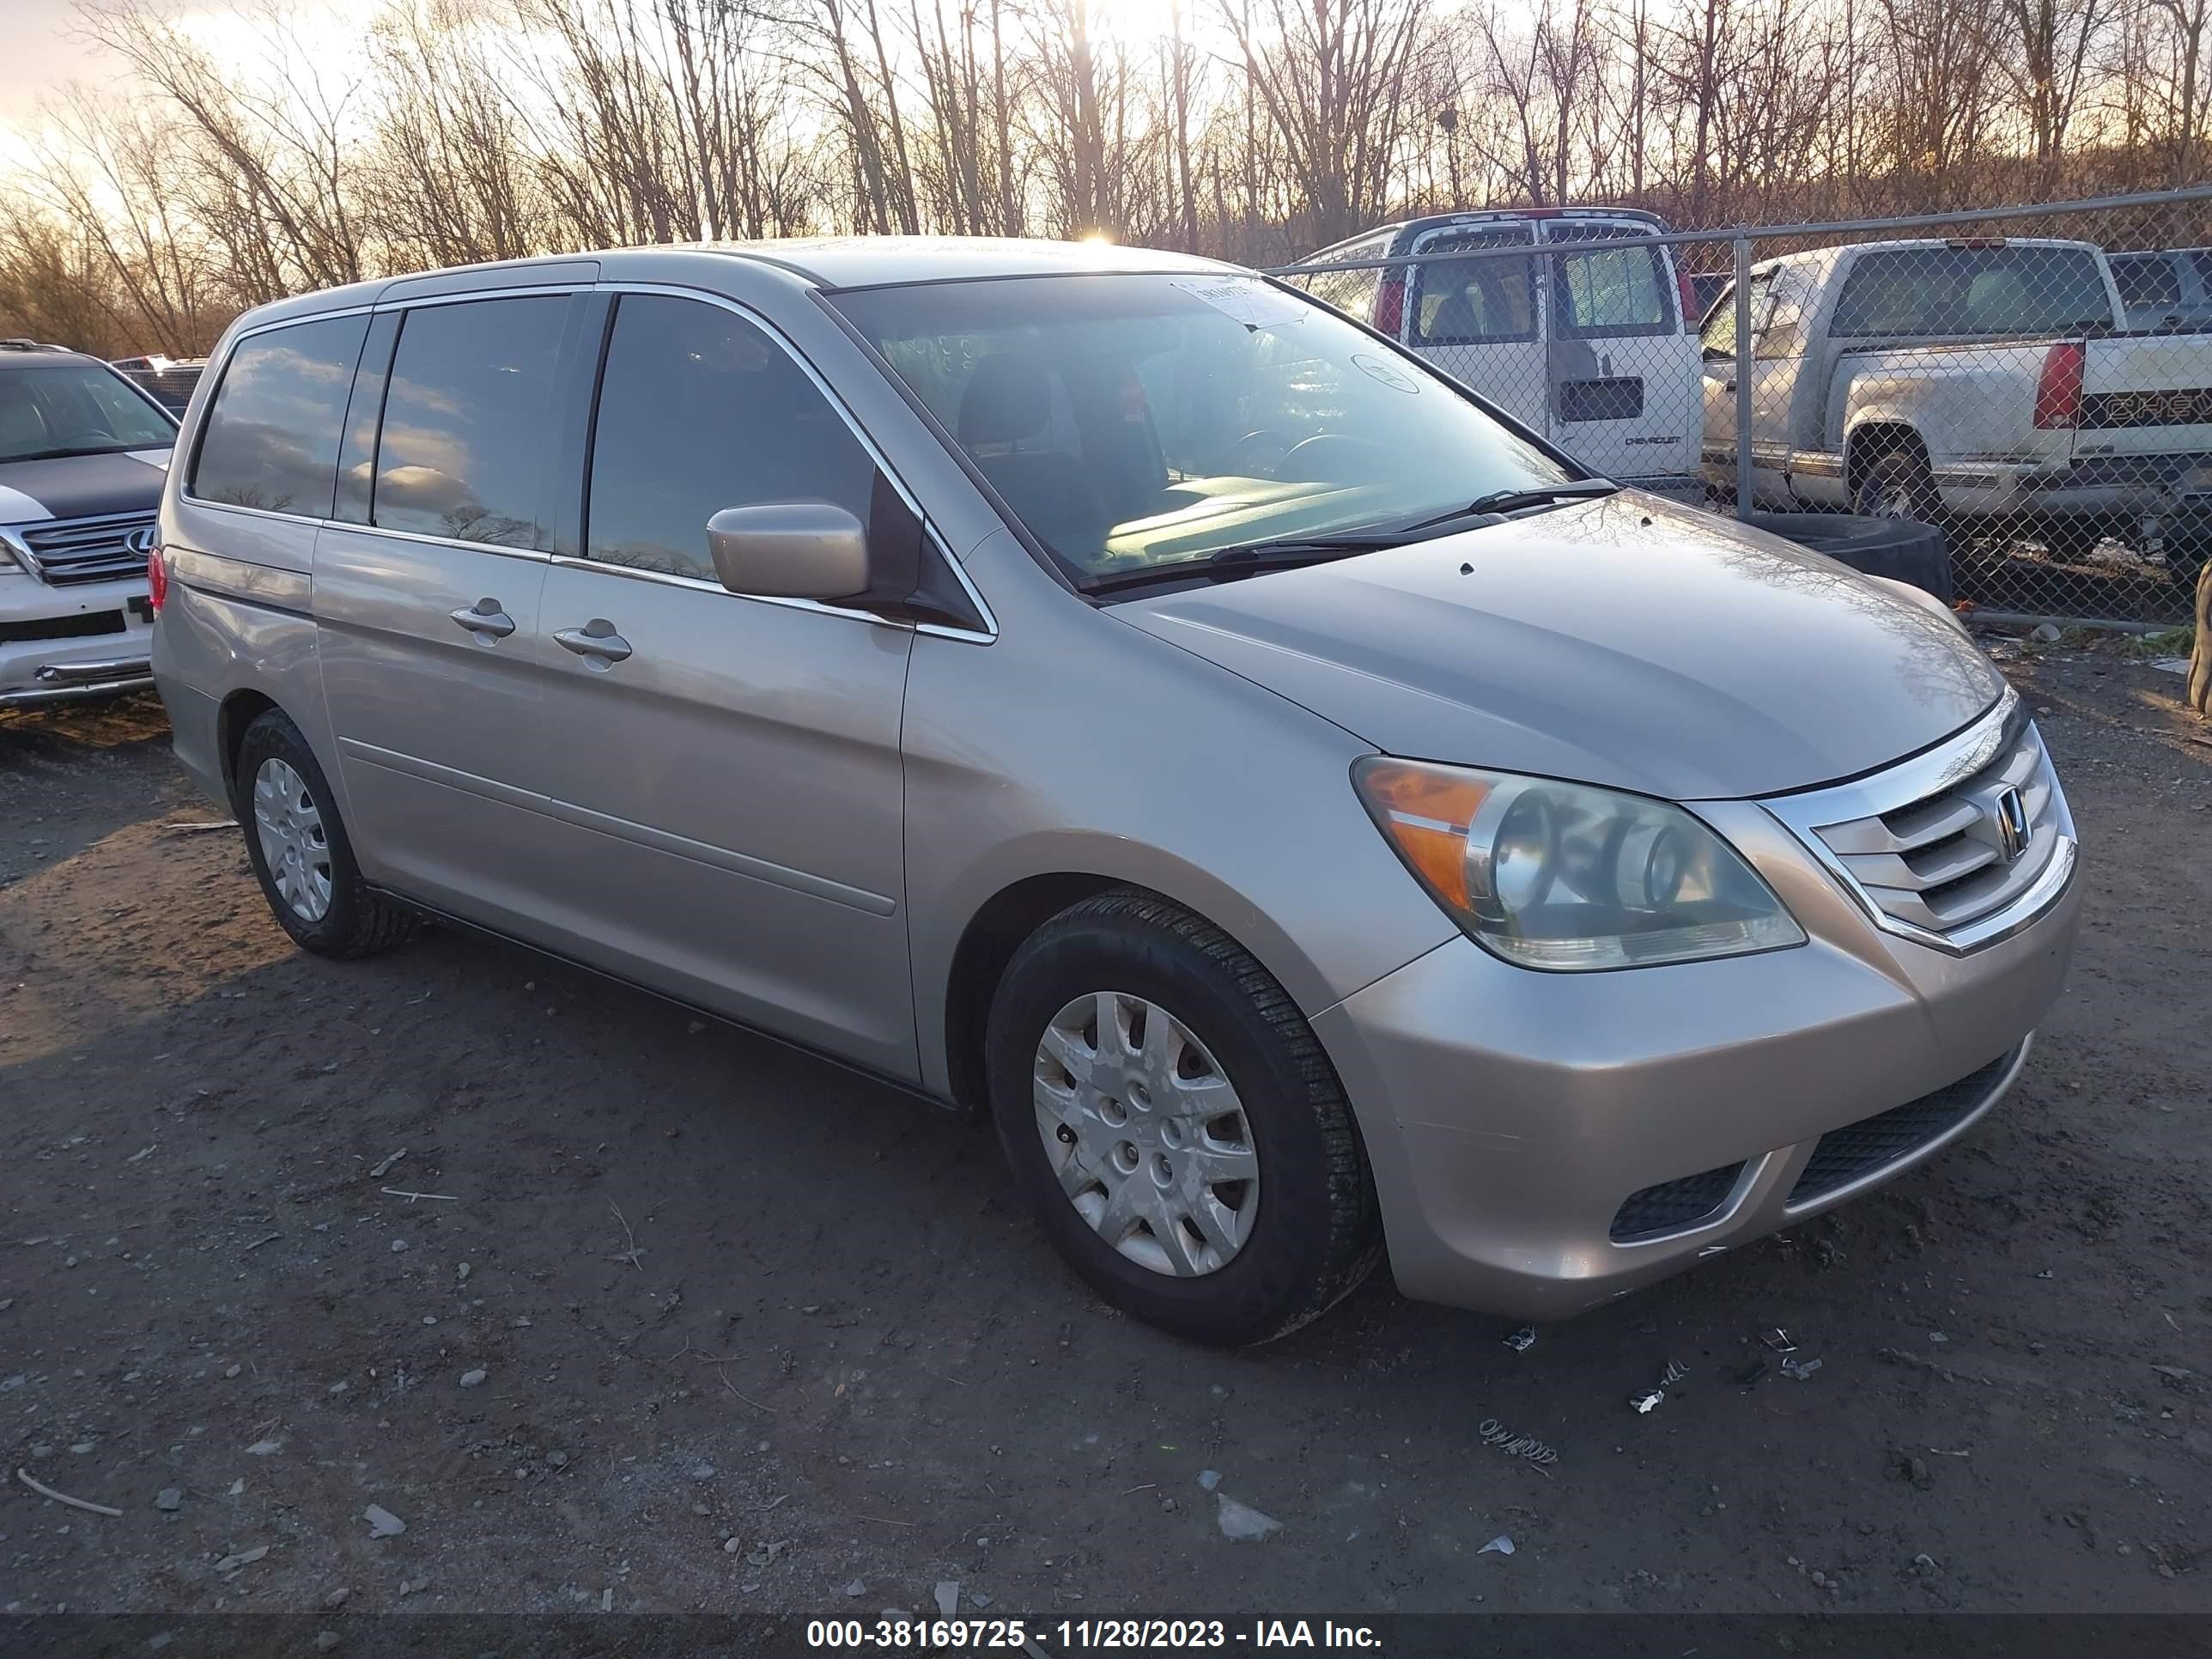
1273, 186, 2212, 628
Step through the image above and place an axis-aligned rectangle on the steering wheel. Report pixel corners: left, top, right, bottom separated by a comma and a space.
1220, 428, 1293, 475
1276, 434, 1390, 482
49, 429, 121, 449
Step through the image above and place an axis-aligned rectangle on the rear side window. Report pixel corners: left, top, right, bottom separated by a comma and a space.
374, 296, 566, 547
2112, 255, 2182, 309
1829, 246, 2112, 338
584, 295, 877, 583
1550, 231, 1675, 337
1412, 234, 1538, 345
191, 315, 369, 516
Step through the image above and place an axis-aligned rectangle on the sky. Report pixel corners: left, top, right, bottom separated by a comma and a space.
2, 0, 119, 123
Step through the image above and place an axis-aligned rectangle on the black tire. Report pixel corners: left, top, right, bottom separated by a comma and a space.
1741, 510, 1954, 603
233, 708, 417, 959
984, 890, 1381, 1346
1850, 450, 1940, 526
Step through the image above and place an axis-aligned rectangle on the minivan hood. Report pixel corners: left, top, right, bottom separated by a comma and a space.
1114, 492, 2002, 800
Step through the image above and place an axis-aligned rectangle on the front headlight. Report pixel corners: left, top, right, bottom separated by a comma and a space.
1353, 757, 1805, 970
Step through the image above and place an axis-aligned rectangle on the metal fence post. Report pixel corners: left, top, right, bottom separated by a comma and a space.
1733, 231, 1753, 520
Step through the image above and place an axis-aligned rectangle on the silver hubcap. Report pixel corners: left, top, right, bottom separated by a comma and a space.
252, 757, 332, 922
1031, 992, 1260, 1278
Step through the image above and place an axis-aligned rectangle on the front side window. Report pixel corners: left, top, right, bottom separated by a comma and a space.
1698, 272, 1772, 362
0, 362, 174, 464
1411, 234, 1538, 345
1829, 246, 2113, 338
373, 297, 566, 546
190, 317, 367, 514
830, 273, 1571, 586
1550, 233, 1674, 337
585, 295, 878, 583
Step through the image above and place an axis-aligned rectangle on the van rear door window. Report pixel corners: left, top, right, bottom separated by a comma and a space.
1550, 230, 1675, 338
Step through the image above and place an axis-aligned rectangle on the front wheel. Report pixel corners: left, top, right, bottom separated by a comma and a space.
985, 890, 1381, 1346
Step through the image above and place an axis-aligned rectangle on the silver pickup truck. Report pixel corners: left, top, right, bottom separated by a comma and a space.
1700, 237, 2212, 580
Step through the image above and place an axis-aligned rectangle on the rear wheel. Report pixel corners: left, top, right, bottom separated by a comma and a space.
234, 709, 417, 958
1850, 450, 1939, 525
985, 890, 1380, 1346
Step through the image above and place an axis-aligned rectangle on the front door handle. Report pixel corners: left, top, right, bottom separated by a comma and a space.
553, 620, 634, 665
450, 599, 516, 640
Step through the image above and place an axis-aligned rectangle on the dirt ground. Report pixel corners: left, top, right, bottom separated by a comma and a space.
2, 639, 2208, 1628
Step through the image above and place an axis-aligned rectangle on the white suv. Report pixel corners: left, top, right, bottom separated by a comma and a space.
0, 343, 178, 709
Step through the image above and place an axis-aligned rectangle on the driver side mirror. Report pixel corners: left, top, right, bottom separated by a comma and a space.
706, 502, 870, 601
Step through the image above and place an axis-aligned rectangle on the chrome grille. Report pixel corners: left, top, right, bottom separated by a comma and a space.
1764, 690, 2076, 952
12, 511, 156, 586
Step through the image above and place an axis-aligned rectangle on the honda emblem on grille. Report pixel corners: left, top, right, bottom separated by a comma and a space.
1992, 786, 2031, 862
123, 526, 158, 556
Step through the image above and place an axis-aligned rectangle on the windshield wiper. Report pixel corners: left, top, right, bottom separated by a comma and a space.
1398, 481, 1620, 532
1085, 532, 1411, 594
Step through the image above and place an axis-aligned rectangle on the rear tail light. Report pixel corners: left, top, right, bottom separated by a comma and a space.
2033, 342, 2086, 428
147, 540, 168, 613
1677, 266, 1698, 325
1373, 271, 1406, 337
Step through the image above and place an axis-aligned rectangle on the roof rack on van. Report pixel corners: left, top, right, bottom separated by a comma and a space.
0, 337, 71, 353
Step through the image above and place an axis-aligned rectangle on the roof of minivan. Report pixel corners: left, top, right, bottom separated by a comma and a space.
224, 237, 1245, 334
687, 235, 1237, 288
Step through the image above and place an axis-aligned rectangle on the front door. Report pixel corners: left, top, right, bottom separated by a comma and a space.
313, 290, 576, 929
524, 290, 918, 1077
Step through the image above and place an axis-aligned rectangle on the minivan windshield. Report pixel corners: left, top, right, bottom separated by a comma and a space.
829, 273, 1579, 586
0, 362, 176, 462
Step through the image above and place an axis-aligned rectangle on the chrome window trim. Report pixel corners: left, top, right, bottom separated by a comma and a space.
589, 280, 999, 643
545, 550, 911, 635
1760, 689, 2079, 956
372, 283, 591, 314
175, 274, 1001, 642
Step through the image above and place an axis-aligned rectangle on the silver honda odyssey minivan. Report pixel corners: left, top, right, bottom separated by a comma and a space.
151, 239, 2079, 1344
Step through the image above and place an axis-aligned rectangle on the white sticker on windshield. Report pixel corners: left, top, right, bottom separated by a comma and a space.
1169, 276, 1309, 332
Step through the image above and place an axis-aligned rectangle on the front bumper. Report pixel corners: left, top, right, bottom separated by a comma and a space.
0, 574, 155, 710
1314, 756, 2081, 1322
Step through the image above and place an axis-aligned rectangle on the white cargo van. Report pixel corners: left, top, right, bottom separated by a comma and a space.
1293, 209, 1703, 486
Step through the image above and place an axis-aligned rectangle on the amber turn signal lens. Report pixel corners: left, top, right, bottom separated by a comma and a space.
1355, 759, 1491, 912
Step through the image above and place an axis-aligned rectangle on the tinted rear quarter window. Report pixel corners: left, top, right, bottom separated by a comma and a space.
191, 315, 369, 515
585, 294, 877, 582
1829, 246, 2112, 338
374, 296, 567, 546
